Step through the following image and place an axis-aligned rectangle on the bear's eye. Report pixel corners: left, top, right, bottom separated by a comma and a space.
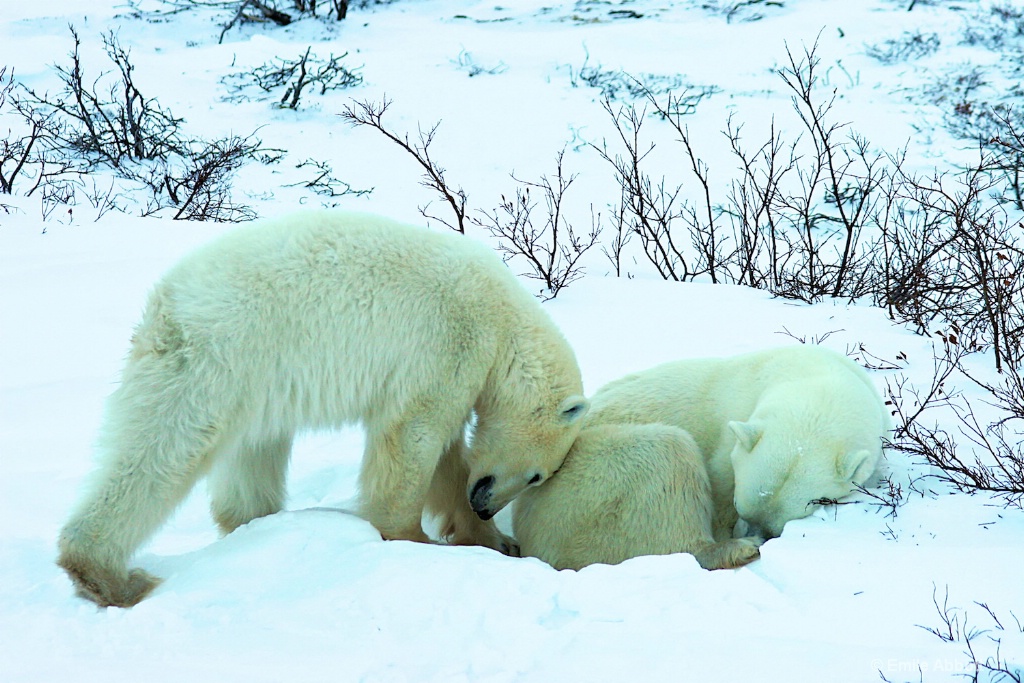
528, 473, 542, 485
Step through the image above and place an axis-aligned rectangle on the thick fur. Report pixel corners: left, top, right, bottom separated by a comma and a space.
57, 210, 588, 607
581, 345, 890, 541
513, 424, 763, 570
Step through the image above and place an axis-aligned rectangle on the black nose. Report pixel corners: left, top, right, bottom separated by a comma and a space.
470, 476, 495, 519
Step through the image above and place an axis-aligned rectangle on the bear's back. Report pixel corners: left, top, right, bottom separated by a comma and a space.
170, 211, 513, 301
745, 345, 890, 433
150, 211, 543, 346
513, 422, 710, 569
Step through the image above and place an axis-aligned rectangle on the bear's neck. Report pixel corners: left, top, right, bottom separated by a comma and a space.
478, 317, 579, 418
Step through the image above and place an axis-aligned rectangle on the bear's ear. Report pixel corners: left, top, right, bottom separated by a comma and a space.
838, 449, 877, 483
728, 421, 763, 452
558, 395, 589, 424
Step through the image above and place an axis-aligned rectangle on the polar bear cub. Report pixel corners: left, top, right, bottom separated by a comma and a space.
513, 423, 763, 571
57, 210, 588, 608
583, 345, 890, 541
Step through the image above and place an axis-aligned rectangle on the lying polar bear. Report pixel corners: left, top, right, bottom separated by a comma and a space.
513, 422, 763, 571
514, 345, 890, 569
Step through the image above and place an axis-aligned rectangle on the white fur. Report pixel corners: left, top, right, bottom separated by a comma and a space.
513, 423, 763, 570
57, 210, 588, 607
582, 345, 890, 540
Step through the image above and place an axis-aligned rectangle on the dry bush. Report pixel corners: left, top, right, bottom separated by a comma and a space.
885, 338, 1024, 507
702, 0, 786, 24
471, 150, 600, 300
213, 0, 401, 42
594, 43, 888, 301
341, 98, 600, 299
566, 52, 719, 103
10, 28, 284, 221
592, 96, 722, 282
223, 47, 363, 109
340, 98, 468, 233
284, 157, 372, 201
865, 31, 941, 64
961, 1, 1024, 51
0, 67, 72, 196
140, 135, 264, 222
878, 585, 1024, 683
22, 28, 189, 170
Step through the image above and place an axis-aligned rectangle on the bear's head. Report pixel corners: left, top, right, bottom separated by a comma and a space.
466, 394, 589, 520
728, 420, 880, 539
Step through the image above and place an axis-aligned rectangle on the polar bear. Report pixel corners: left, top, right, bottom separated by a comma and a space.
512, 423, 763, 570
581, 345, 890, 541
57, 210, 589, 608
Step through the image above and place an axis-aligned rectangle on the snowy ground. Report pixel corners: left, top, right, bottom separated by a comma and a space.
2, 1, 1024, 681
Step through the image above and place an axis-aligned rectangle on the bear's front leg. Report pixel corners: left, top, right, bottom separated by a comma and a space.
358, 416, 457, 545
425, 437, 520, 556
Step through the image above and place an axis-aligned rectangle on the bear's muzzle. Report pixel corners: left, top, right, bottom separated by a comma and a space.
470, 475, 496, 520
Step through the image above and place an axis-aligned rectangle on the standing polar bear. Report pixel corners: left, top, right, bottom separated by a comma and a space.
514, 345, 889, 570
58, 210, 589, 608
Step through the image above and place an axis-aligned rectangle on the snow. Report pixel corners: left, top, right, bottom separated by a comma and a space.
2, 0, 1023, 681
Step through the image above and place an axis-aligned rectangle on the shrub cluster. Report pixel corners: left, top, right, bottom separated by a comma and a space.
1, 27, 367, 221
344, 41, 1024, 504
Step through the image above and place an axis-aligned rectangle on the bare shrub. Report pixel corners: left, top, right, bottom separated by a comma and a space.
219, 1, 296, 43
701, 0, 786, 23
39, 178, 77, 223
0, 67, 34, 193
451, 50, 507, 78
866, 159, 961, 334
566, 52, 719, 103
890, 163, 1024, 372
853, 476, 907, 519
1, 68, 43, 194
340, 98, 468, 233
472, 150, 601, 300
718, 115, 797, 290
284, 157, 372, 200
22, 28, 188, 169
11, 28, 290, 222
958, 106, 1024, 212
886, 337, 1024, 506
592, 93, 727, 283
961, 2, 1024, 51
341, 98, 599, 299
594, 42, 888, 301
81, 177, 123, 221
215, 0, 399, 42
223, 47, 363, 109
879, 161, 1024, 505
151, 135, 263, 221
887, 585, 1024, 683
864, 147, 1024, 362
1, 68, 79, 197
865, 31, 941, 64
775, 43, 886, 300
601, 195, 632, 277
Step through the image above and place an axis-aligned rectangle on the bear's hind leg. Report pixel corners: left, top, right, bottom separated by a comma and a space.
209, 431, 293, 535
425, 436, 519, 556
57, 348, 227, 608
57, 415, 219, 608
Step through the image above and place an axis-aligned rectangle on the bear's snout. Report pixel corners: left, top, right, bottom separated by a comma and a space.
470, 476, 496, 520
